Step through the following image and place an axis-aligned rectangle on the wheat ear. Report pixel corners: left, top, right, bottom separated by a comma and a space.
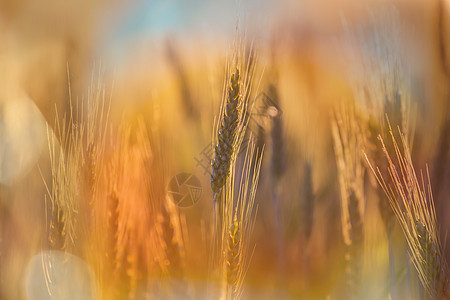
211, 68, 242, 205
365, 127, 450, 299
226, 218, 240, 298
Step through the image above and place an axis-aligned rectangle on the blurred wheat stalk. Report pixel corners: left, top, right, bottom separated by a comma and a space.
2, 2, 450, 300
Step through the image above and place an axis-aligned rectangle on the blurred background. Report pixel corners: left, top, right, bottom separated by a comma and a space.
0, 0, 449, 299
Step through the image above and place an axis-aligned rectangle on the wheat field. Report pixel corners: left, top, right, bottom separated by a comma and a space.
0, 0, 450, 299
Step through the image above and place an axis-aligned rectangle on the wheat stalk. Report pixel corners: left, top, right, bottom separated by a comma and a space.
165, 39, 198, 119
365, 127, 450, 299
220, 138, 263, 300
267, 82, 286, 281
160, 199, 184, 278
299, 160, 315, 289
331, 102, 366, 299
209, 44, 257, 288
106, 190, 120, 271
300, 161, 314, 244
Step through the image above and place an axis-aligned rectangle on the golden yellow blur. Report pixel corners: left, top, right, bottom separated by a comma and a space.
0, 0, 449, 299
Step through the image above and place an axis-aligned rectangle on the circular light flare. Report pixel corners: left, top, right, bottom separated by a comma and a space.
25, 251, 97, 300
267, 105, 279, 118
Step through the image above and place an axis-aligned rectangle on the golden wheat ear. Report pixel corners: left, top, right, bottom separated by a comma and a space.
209, 44, 257, 281
211, 40, 257, 206
225, 218, 240, 298
365, 127, 450, 299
